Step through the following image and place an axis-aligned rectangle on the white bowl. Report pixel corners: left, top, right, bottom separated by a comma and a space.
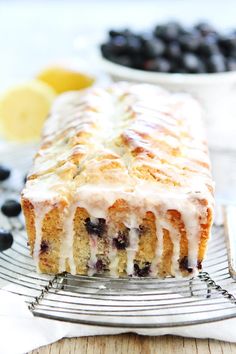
99, 56, 236, 150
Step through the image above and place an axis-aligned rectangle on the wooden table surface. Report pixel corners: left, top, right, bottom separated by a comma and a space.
30, 334, 236, 354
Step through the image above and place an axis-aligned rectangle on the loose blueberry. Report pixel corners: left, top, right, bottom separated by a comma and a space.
0, 229, 13, 251
0, 165, 11, 181
134, 262, 151, 277
85, 218, 107, 237
1, 199, 22, 217
113, 229, 129, 250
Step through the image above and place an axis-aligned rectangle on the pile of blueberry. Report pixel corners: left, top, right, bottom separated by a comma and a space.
0, 164, 22, 252
101, 21, 236, 74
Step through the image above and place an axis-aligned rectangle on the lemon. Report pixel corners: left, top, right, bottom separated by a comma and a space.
36, 65, 94, 94
0, 80, 56, 142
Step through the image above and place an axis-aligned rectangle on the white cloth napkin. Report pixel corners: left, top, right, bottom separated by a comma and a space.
0, 289, 236, 354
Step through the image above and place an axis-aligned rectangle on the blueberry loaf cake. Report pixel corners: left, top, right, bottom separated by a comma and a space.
21, 83, 214, 277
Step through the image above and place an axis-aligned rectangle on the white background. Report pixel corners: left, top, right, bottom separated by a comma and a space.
1, 0, 236, 87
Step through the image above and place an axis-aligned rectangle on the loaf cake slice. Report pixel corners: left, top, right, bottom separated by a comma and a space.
21, 83, 214, 277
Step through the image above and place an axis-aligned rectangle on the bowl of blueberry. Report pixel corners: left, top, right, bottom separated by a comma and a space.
100, 21, 236, 147
101, 22, 236, 76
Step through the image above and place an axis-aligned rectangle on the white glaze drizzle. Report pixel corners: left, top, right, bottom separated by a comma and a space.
182, 203, 200, 269
151, 215, 164, 276
32, 203, 52, 272
125, 215, 140, 276
59, 205, 77, 274
22, 83, 214, 276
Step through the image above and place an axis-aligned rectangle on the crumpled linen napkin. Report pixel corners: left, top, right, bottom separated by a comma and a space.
0, 289, 236, 354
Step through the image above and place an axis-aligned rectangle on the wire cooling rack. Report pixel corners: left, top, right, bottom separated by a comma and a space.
0, 196, 236, 328
0, 145, 236, 328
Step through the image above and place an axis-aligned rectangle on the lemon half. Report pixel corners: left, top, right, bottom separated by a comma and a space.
37, 65, 94, 94
0, 80, 56, 142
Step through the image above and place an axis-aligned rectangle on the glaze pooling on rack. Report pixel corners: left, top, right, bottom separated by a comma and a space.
22, 82, 214, 277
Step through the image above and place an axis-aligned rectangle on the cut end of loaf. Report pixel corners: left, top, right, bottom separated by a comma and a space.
22, 197, 213, 277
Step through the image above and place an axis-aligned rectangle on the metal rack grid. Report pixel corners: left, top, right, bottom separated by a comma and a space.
0, 194, 236, 328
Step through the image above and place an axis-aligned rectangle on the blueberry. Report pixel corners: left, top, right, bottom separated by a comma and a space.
182, 53, 203, 73
113, 229, 129, 250
179, 256, 193, 273
144, 58, 171, 72
153, 24, 167, 39
180, 34, 202, 52
126, 36, 142, 54
95, 259, 108, 272
197, 260, 202, 270
111, 35, 128, 55
40, 240, 49, 254
85, 218, 107, 237
121, 29, 133, 38
165, 41, 182, 59
142, 38, 165, 58
154, 21, 182, 41
207, 54, 226, 73
131, 54, 146, 69
134, 262, 151, 277
109, 30, 123, 38
111, 55, 133, 67
195, 22, 216, 37
108, 29, 132, 39
100, 43, 113, 59
198, 35, 219, 56
1, 199, 22, 217
0, 165, 11, 181
227, 58, 236, 71
174, 67, 188, 74
0, 229, 13, 251
218, 34, 236, 56
103, 22, 231, 75
101, 36, 128, 58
